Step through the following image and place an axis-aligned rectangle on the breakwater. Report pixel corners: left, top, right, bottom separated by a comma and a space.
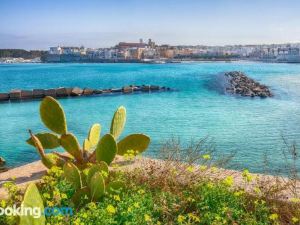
224, 71, 273, 98
0, 85, 172, 102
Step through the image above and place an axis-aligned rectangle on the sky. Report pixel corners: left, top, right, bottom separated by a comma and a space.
0, 0, 300, 50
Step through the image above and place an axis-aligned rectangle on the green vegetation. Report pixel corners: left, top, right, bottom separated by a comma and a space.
0, 49, 47, 59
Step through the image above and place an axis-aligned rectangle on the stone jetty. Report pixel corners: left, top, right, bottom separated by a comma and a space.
224, 71, 273, 98
0, 85, 172, 102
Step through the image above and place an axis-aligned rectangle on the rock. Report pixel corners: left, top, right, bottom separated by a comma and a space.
0, 157, 5, 166
111, 88, 122, 93
141, 85, 151, 92
21, 90, 33, 99
9, 89, 21, 100
224, 71, 272, 98
56, 88, 68, 97
44, 89, 56, 97
122, 86, 133, 93
66, 88, 73, 96
150, 85, 160, 91
82, 88, 94, 95
0, 93, 9, 101
94, 89, 103, 94
33, 89, 45, 98
71, 87, 83, 96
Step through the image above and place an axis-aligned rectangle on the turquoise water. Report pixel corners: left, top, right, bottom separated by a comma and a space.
1, 62, 300, 174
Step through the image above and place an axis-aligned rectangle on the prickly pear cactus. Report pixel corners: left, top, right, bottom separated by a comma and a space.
19, 183, 45, 225
110, 106, 126, 139
40, 96, 67, 135
96, 134, 117, 165
86, 162, 109, 185
88, 123, 101, 147
117, 134, 151, 155
63, 162, 82, 190
89, 171, 105, 201
83, 139, 91, 151
60, 133, 83, 162
107, 180, 125, 194
27, 132, 60, 149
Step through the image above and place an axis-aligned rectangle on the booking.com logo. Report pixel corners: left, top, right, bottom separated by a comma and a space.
0, 204, 73, 218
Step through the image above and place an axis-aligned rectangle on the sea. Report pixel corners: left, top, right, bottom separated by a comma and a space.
1, 62, 300, 175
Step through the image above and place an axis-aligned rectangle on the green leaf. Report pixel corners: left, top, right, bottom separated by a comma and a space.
88, 123, 101, 147
40, 96, 67, 135
90, 172, 105, 201
19, 183, 45, 225
86, 162, 109, 186
110, 106, 126, 139
63, 162, 82, 190
107, 180, 125, 194
27, 132, 60, 149
117, 134, 150, 155
60, 133, 83, 162
96, 134, 117, 165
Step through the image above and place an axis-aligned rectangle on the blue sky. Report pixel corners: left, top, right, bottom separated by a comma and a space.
0, 0, 300, 49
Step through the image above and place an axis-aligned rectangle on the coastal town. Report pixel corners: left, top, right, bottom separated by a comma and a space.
1, 39, 300, 63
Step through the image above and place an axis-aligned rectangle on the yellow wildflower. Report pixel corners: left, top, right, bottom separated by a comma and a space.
113, 195, 121, 201
202, 154, 211, 160
106, 204, 116, 214
47, 201, 54, 207
269, 213, 279, 221
188, 213, 200, 222
138, 189, 145, 194
61, 193, 67, 199
177, 215, 186, 223
144, 214, 152, 222
0, 200, 6, 208
223, 176, 234, 187
292, 217, 299, 224
186, 166, 195, 173
199, 165, 207, 171
290, 198, 300, 203
242, 169, 253, 182
127, 207, 132, 212
134, 202, 139, 208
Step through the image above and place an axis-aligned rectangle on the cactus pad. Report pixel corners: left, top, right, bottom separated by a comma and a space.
117, 134, 150, 155
60, 133, 83, 162
19, 183, 45, 225
110, 106, 126, 139
90, 171, 105, 201
107, 180, 125, 194
40, 96, 67, 134
63, 162, 82, 190
83, 139, 91, 151
88, 123, 101, 147
96, 134, 117, 165
86, 162, 109, 186
27, 132, 60, 149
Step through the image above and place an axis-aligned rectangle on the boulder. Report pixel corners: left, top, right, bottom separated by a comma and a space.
9, 89, 21, 100
122, 86, 133, 93
82, 88, 94, 95
111, 88, 122, 93
44, 89, 56, 97
141, 85, 151, 92
56, 88, 68, 97
33, 89, 45, 98
0, 157, 5, 167
94, 89, 103, 94
150, 85, 160, 91
21, 90, 33, 99
71, 87, 83, 96
0, 93, 9, 101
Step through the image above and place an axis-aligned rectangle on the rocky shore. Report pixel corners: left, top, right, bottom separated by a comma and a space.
224, 71, 273, 98
0, 85, 172, 102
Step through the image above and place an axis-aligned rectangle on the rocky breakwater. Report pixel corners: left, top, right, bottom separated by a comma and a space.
224, 71, 273, 98
0, 85, 173, 102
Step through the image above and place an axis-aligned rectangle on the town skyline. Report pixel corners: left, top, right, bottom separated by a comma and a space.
1, 0, 300, 49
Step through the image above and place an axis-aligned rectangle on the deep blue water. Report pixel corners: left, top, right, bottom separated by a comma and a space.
1, 62, 300, 174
